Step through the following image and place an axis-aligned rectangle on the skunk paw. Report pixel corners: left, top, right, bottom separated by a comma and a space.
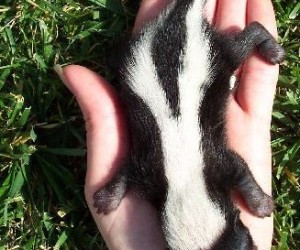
247, 193, 275, 218
258, 39, 285, 64
93, 174, 127, 214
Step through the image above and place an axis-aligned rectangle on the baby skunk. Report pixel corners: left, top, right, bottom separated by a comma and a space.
93, 0, 285, 249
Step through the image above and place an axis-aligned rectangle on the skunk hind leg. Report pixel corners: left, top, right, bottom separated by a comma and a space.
246, 22, 285, 64
223, 21, 285, 69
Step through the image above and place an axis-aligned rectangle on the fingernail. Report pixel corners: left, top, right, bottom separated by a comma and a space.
53, 64, 68, 86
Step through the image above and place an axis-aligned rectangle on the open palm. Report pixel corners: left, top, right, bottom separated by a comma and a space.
56, 0, 279, 249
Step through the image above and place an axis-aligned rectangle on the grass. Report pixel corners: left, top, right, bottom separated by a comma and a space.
0, 0, 137, 248
0, 0, 299, 249
272, 0, 300, 248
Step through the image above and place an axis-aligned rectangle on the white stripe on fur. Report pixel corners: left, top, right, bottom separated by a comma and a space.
126, 0, 225, 249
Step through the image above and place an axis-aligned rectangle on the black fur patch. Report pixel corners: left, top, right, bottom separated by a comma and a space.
121, 84, 168, 211
151, 0, 192, 117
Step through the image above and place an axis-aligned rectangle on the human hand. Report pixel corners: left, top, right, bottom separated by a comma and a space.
209, 0, 278, 249
56, 0, 279, 249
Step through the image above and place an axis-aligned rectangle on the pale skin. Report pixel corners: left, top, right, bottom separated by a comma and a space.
55, 0, 279, 249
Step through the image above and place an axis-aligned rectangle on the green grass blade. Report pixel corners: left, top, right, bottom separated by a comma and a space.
89, 0, 125, 14
54, 231, 68, 250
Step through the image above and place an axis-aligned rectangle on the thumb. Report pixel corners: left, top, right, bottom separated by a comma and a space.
54, 64, 129, 203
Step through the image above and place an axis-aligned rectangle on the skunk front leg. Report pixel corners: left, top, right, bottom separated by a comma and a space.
223, 150, 274, 218
93, 168, 128, 214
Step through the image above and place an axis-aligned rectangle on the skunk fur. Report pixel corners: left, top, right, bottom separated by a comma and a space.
93, 0, 285, 249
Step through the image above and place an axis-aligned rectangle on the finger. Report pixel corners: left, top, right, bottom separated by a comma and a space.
247, 0, 278, 38
235, 0, 279, 120
232, 2, 278, 248
133, 0, 170, 34
135, 0, 218, 32
204, 0, 217, 24
215, 0, 247, 32
55, 65, 129, 195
